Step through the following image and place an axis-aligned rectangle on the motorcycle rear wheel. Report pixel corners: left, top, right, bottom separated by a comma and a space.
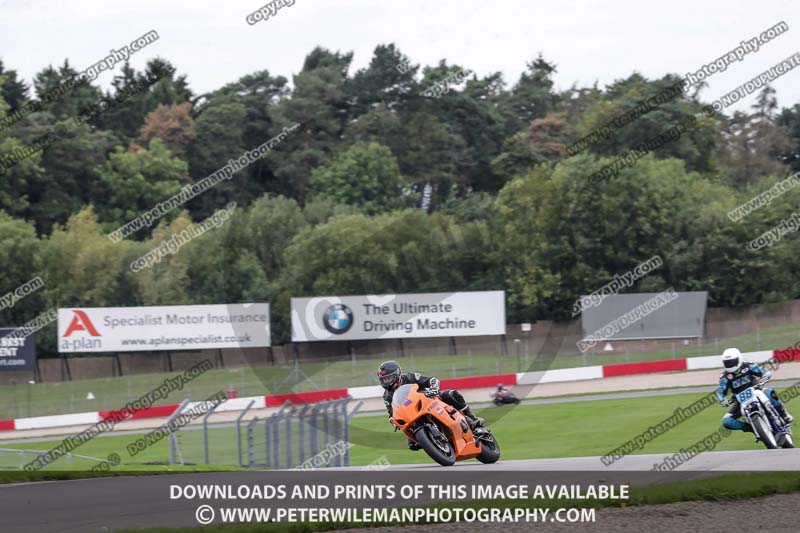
751, 413, 778, 449
415, 424, 456, 466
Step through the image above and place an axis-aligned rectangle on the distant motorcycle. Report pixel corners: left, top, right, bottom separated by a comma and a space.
734, 376, 794, 449
491, 388, 520, 406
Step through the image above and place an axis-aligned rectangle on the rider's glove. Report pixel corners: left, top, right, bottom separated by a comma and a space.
719, 398, 731, 407
424, 388, 439, 398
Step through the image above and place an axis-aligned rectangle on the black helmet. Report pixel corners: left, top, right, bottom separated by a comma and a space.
378, 360, 402, 390
497, 384, 503, 390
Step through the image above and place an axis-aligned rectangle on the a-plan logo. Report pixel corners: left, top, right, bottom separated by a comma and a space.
61, 310, 102, 352
63, 310, 101, 337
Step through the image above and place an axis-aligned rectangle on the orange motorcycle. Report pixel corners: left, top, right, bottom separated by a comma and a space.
391, 383, 500, 466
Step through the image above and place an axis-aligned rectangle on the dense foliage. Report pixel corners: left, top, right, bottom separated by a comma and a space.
1, 46, 799, 350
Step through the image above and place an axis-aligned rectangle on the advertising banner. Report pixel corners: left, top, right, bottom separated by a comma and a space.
0, 329, 36, 371
291, 291, 505, 342
58, 304, 270, 353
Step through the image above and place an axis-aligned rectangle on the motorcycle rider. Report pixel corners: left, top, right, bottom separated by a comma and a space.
492, 383, 518, 405
717, 348, 794, 433
493, 383, 511, 401
378, 360, 485, 451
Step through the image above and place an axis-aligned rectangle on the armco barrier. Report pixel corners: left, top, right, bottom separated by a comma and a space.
348, 385, 383, 399
2, 349, 798, 432
265, 389, 349, 407
774, 348, 800, 361
440, 373, 518, 390
100, 404, 178, 421
516, 366, 603, 385
15, 411, 99, 430
685, 350, 773, 370
602, 358, 687, 377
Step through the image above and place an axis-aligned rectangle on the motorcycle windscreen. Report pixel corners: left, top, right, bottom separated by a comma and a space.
392, 384, 416, 406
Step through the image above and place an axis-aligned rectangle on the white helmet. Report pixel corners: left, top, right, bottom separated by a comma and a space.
722, 348, 742, 371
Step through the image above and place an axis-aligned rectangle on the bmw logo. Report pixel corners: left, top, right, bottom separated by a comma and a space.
323, 304, 354, 334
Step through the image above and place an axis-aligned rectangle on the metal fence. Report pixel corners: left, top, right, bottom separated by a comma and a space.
246, 398, 362, 469
167, 397, 362, 469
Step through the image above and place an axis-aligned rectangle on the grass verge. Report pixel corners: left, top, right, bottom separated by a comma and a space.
3, 389, 799, 469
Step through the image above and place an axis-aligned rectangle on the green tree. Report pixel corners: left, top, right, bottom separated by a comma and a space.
42, 207, 133, 309
0, 212, 45, 328
280, 209, 494, 299
94, 59, 190, 142
244, 194, 307, 276
777, 101, 800, 172
20, 116, 117, 233
201, 70, 289, 200
491, 113, 570, 182
132, 213, 192, 306
0, 93, 41, 221
667, 175, 795, 307
504, 54, 559, 130
575, 74, 719, 174
492, 155, 738, 320
0, 60, 29, 112
187, 97, 248, 216
343, 105, 405, 161
30, 60, 103, 121
96, 138, 187, 232
432, 70, 512, 192
719, 108, 791, 187
347, 44, 419, 115
185, 207, 271, 305
399, 110, 465, 203
308, 141, 407, 214
271, 48, 353, 203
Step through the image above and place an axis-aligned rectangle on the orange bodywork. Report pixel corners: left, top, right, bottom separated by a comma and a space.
392, 384, 482, 460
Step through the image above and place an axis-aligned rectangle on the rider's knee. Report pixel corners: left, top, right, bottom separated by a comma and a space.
767, 388, 783, 407
722, 415, 744, 431
450, 390, 465, 404
440, 389, 466, 409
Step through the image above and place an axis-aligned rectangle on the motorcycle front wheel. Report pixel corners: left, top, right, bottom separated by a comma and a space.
751, 413, 778, 449
476, 432, 501, 464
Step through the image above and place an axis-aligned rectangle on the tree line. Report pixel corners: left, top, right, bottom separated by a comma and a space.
1, 44, 799, 353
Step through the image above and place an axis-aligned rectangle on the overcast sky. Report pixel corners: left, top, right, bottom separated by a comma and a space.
1, 0, 798, 112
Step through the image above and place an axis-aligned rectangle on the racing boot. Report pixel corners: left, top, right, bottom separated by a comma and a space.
407, 438, 421, 451
461, 406, 485, 428
776, 405, 794, 424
